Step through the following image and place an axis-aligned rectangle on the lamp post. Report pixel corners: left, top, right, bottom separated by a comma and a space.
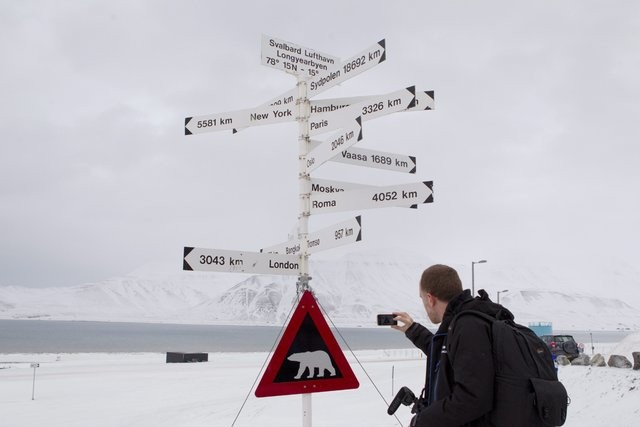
497, 289, 509, 305
471, 259, 487, 297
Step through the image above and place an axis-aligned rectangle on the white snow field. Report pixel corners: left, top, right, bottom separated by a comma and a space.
2, 336, 639, 427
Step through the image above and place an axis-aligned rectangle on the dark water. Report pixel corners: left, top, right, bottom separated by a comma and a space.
0, 320, 633, 353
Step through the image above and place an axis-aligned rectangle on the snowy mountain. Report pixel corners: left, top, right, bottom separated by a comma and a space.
1, 252, 639, 330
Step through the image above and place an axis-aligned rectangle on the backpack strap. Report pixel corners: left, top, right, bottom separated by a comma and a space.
450, 309, 496, 330
447, 310, 498, 367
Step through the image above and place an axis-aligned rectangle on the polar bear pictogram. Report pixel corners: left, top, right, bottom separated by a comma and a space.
287, 350, 336, 379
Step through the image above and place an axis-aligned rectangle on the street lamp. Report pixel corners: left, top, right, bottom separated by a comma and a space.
471, 259, 487, 297
497, 289, 509, 305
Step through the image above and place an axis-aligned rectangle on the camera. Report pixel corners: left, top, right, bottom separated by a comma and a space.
377, 314, 397, 326
387, 386, 423, 415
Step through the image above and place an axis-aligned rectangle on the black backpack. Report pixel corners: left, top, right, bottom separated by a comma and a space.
451, 310, 569, 427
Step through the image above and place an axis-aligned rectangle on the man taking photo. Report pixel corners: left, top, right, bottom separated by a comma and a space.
391, 264, 513, 427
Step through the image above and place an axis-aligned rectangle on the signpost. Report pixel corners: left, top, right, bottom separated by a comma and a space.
185, 103, 296, 136
325, 86, 417, 123
307, 86, 416, 137
322, 145, 417, 174
231, 39, 387, 134
181, 35, 435, 427
310, 178, 418, 211
306, 40, 386, 98
261, 34, 339, 78
183, 247, 300, 275
31, 362, 39, 400
310, 89, 434, 114
261, 216, 362, 255
310, 181, 433, 214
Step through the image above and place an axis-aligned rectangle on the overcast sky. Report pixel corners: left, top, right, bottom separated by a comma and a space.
1, 0, 639, 288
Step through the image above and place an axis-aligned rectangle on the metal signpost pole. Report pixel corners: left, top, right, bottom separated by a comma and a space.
296, 74, 312, 427
31, 362, 38, 400
297, 75, 311, 291
471, 259, 487, 297
471, 262, 474, 297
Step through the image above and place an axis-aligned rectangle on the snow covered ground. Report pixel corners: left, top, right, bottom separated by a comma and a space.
2, 336, 639, 427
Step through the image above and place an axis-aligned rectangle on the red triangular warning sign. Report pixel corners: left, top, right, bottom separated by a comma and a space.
255, 290, 359, 397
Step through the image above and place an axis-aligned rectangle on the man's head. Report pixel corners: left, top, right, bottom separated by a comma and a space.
419, 264, 463, 324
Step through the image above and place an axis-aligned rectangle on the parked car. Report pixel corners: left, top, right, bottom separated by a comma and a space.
540, 335, 580, 361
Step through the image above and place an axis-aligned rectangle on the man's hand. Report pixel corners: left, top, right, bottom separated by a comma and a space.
391, 312, 414, 333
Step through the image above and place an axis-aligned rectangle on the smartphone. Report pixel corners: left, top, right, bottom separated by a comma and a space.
377, 314, 397, 326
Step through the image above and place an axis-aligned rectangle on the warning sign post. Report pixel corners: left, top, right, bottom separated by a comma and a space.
255, 291, 359, 397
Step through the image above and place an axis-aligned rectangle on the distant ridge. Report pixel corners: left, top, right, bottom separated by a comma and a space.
1, 252, 639, 330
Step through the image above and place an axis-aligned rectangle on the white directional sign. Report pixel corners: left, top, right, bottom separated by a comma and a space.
310, 181, 433, 214
261, 216, 362, 255
326, 146, 417, 174
337, 86, 417, 122
311, 178, 418, 209
231, 88, 298, 134
183, 247, 300, 275
261, 34, 339, 78
185, 102, 296, 135
310, 89, 434, 115
310, 216, 362, 252
308, 86, 415, 137
307, 39, 386, 97
306, 117, 362, 172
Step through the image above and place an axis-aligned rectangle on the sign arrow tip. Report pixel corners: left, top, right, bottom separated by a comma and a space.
183, 247, 194, 270
425, 91, 435, 110
407, 86, 417, 109
378, 39, 386, 63
409, 156, 417, 174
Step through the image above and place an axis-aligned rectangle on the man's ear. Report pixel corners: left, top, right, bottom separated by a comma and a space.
427, 293, 436, 307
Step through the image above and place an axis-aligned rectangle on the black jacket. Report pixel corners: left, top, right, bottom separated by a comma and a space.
406, 290, 514, 427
